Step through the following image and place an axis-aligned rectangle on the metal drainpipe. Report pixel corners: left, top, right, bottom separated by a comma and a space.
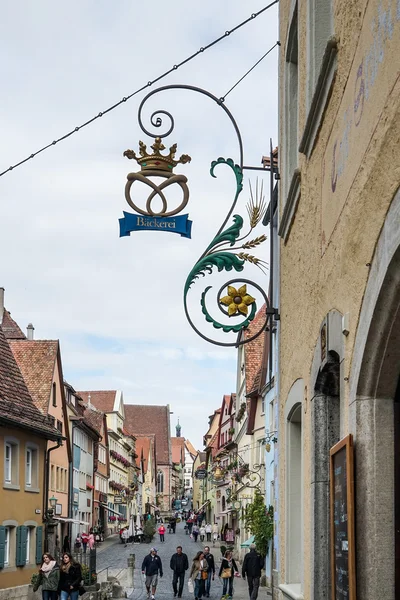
44, 439, 62, 552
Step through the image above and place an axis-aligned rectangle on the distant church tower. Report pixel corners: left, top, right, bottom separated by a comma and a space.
176, 418, 182, 438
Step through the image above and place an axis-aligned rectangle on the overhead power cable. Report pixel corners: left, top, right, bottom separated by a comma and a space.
0, 0, 279, 179
221, 41, 280, 101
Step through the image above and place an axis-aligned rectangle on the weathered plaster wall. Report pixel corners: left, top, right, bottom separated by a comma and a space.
278, 0, 400, 597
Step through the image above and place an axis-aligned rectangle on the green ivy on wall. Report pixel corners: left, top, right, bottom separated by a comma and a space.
244, 491, 274, 557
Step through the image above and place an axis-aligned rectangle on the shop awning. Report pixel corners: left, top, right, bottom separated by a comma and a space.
57, 517, 90, 526
241, 535, 255, 548
99, 503, 124, 516
196, 500, 210, 513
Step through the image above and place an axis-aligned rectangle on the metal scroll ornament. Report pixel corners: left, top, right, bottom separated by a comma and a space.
133, 84, 274, 347
184, 160, 269, 346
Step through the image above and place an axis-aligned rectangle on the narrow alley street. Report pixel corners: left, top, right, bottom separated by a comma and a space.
97, 522, 270, 600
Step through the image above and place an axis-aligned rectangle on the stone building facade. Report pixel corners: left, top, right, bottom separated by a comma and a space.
278, 0, 400, 599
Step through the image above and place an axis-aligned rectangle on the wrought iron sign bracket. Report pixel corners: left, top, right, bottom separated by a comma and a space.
121, 83, 280, 347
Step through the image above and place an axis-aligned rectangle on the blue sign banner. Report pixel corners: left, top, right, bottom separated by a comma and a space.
119, 212, 192, 239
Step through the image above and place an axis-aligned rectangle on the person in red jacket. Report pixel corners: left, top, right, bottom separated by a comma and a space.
158, 524, 166, 543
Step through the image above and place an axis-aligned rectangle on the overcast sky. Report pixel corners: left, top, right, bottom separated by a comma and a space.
0, 1, 278, 450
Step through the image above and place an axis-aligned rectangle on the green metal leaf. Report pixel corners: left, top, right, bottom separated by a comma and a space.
204, 214, 244, 254
184, 251, 245, 295
210, 157, 243, 190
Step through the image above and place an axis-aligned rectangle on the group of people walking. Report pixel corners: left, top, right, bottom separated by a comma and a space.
186, 520, 218, 544
33, 552, 84, 600
141, 543, 264, 600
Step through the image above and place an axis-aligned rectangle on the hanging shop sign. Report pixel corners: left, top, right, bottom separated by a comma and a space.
195, 469, 207, 480
330, 434, 356, 600
114, 495, 123, 504
118, 83, 280, 349
119, 137, 192, 238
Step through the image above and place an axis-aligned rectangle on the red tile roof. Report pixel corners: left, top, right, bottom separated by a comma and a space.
83, 406, 104, 438
244, 304, 268, 396
124, 404, 171, 465
78, 391, 116, 413
1, 310, 26, 340
171, 437, 185, 464
8, 340, 59, 413
184, 439, 197, 457
0, 327, 61, 439
135, 436, 153, 474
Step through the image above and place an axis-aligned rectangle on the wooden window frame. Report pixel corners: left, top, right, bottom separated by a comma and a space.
330, 434, 356, 600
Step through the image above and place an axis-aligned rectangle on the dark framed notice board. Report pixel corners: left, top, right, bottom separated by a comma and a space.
330, 434, 356, 600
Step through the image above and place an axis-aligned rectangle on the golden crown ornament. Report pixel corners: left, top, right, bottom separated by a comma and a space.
123, 137, 192, 218
124, 137, 191, 173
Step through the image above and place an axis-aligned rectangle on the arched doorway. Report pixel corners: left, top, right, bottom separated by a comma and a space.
350, 188, 400, 600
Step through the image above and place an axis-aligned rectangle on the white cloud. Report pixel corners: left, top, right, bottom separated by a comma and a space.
0, 0, 277, 448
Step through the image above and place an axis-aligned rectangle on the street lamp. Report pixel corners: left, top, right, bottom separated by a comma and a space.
45, 495, 58, 556
49, 495, 58, 511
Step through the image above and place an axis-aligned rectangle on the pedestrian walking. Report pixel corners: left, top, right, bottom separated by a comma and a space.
59, 552, 83, 600
81, 532, 88, 553
205, 523, 212, 542
199, 525, 206, 542
141, 547, 163, 600
212, 524, 218, 546
219, 550, 239, 599
32, 553, 60, 600
192, 524, 199, 542
158, 524, 166, 543
122, 528, 129, 547
170, 545, 189, 598
241, 544, 264, 600
203, 546, 215, 598
187, 518, 193, 535
74, 534, 81, 551
189, 551, 208, 600
88, 532, 95, 550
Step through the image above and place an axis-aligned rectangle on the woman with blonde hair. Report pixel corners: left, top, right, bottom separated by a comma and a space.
32, 553, 60, 600
189, 550, 208, 600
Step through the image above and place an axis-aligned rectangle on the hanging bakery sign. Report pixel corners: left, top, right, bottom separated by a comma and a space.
119, 137, 192, 238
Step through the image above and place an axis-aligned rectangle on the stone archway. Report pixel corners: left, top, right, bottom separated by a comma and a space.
349, 188, 400, 600
309, 311, 343, 600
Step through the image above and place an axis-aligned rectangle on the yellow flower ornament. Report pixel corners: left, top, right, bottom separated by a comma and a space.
220, 285, 255, 316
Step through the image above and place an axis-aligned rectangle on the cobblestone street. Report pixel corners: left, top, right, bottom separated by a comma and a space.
96, 522, 270, 600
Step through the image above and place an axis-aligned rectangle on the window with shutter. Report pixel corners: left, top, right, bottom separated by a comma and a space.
0, 526, 5, 568
16, 525, 28, 567
25, 528, 30, 564
35, 527, 43, 564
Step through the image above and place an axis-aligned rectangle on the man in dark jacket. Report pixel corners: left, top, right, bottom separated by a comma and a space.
170, 545, 189, 598
203, 546, 215, 598
242, 544, 264, 600
142, 548, 163, 600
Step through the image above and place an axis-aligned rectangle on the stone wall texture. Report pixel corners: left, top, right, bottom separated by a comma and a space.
278, 0, 400, 598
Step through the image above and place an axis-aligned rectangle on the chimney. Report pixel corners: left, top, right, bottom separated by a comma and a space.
0, 287, 4, 324
88, 394, 91, 408
27, 323, 35, 340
